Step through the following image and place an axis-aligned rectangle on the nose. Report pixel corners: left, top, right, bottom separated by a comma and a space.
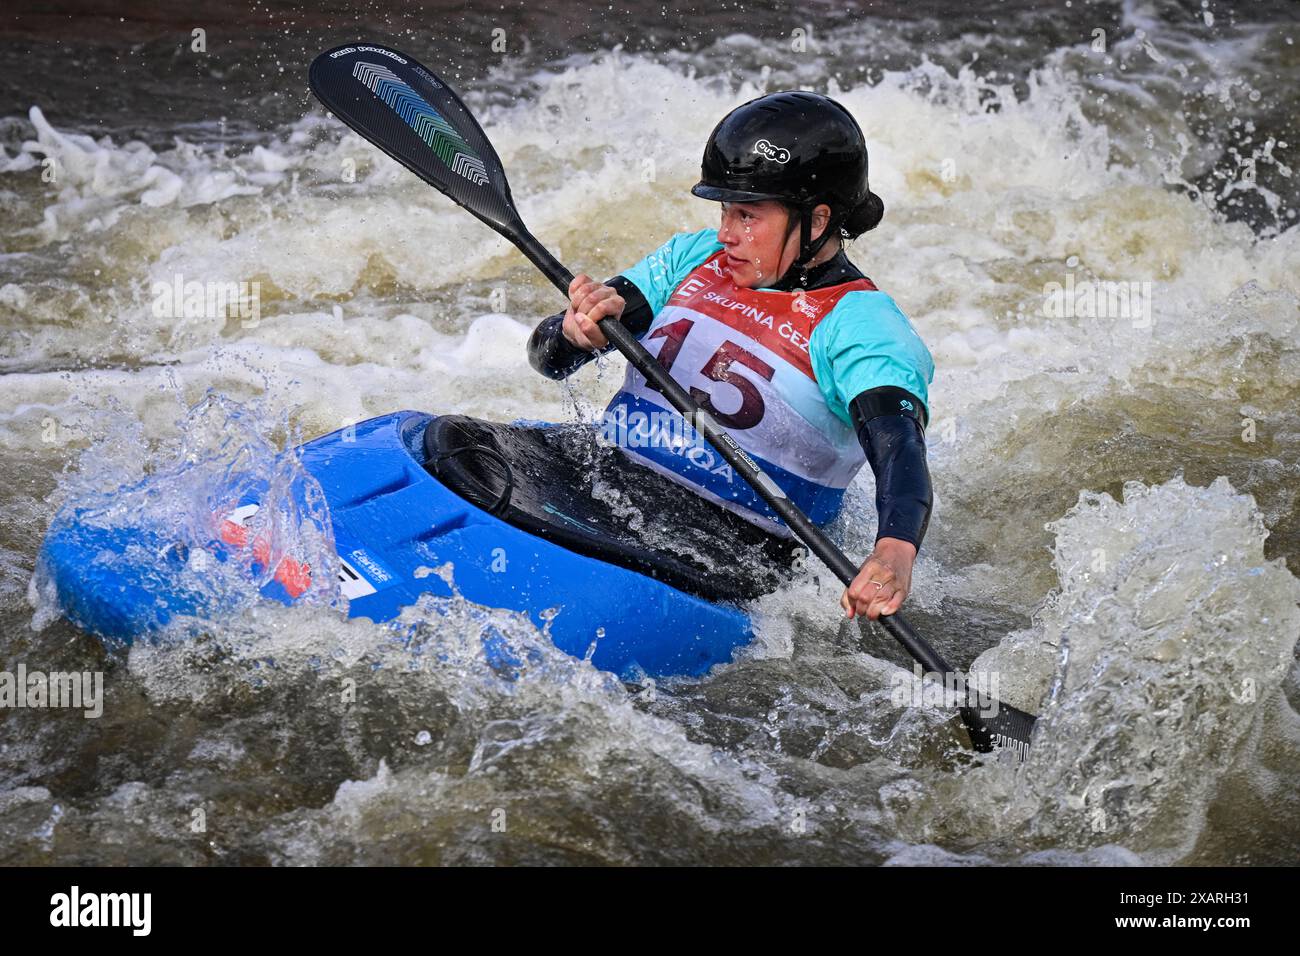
717, 208, 737, 247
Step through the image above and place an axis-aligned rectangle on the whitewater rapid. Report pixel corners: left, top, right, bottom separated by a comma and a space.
1, 1, 1297, 864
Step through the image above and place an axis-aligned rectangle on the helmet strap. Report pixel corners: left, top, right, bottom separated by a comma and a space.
778, 203, 839, 288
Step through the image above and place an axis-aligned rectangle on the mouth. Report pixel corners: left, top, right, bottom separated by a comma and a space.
725, 253, 747, 268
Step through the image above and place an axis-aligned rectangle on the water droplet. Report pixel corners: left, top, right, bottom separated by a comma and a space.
1151, 639, 1182, 662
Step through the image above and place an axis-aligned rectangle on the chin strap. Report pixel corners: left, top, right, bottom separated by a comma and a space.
776, 202, 842, 288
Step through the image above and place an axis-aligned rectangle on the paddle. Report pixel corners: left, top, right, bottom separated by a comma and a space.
308, 43, 1037, 759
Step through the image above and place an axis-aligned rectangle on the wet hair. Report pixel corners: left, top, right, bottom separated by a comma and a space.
841, 192, 885, 239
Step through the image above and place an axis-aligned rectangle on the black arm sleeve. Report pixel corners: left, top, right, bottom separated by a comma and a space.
526, 275, 654, 380
850, 386, 933, 552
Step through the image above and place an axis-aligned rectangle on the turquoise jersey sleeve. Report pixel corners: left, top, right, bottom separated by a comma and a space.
618, 228, 724, 316
808, 290, 935, 428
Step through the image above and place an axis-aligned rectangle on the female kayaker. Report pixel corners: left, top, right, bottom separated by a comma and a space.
528, 91, 933, 623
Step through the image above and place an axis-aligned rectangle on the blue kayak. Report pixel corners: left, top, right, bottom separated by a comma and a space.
38, 411, 798, 678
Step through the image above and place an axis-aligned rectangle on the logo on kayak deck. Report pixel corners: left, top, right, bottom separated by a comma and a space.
753, 139, 790, 164
336, 555, 375, 599
218, 504, 312, 598
216, 505, 398, 601
336, 547, 399, 600
899, 399, 914, 413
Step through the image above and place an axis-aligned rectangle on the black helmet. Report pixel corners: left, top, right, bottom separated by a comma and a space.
691, 90, 884, 285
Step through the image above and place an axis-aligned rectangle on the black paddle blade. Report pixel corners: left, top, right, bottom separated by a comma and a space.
308, 44, 522, 238
960, 698, 1037, 762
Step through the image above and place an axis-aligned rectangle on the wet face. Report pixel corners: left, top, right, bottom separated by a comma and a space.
716, 200, 794, 288
716, 200, 832, 288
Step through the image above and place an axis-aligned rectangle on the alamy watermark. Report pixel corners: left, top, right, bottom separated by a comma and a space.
598, 406, 735, 482
1042, 268, 1152, 328
151, 273, 262, 328
890, 662, 1001, 718
599, 406, 706, 452
50, 886, 150, 936
1, 664, 103, 718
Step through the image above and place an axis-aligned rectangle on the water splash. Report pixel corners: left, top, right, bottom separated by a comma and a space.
31, 392, 342, 635
965, 475, 1300, 861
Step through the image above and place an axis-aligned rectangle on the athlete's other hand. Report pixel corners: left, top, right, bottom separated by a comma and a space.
841, 537, 916, 620
562, 274, 625, 351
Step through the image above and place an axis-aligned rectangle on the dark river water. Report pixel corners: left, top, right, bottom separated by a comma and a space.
1, 0, 1298, 865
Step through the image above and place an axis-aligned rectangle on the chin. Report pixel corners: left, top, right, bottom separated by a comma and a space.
728, 263, 756, 287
